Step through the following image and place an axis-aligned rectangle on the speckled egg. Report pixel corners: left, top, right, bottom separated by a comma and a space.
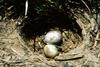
44, 31, 61, 44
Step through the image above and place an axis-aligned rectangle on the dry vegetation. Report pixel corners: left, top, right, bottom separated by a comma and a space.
0, 0, 100, 67
0, 16, 100, 67
0, 19, 81, 66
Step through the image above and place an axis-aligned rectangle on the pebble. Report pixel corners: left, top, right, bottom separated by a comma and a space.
31, 64, 38, 67
31, 64, 43, 67
63, 62, 75, 67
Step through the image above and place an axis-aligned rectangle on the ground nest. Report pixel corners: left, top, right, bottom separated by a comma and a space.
1, 13, 100, 67
1, 14, 100, 66
0, 17, 83, 67
1, 0, 100, 66
20, 13, 82, 53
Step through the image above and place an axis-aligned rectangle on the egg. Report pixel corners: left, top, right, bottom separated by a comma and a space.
44, 44, 58, 58
44, 31, 61, 44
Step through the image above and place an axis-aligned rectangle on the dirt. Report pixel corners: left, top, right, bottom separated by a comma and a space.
0, 19, 100, 67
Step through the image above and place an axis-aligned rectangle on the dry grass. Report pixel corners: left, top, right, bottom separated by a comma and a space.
0, 19, 100, 67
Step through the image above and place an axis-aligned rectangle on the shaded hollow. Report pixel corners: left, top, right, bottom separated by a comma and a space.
20, 11, 82, 39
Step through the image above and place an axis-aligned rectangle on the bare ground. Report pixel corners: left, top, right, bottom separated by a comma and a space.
0, 19, 100, 67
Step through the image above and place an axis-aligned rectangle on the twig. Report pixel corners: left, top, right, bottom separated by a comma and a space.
54, 55, 84, 61
0, 58, 23, 64
81, 0, 91, 15
25, 0, 28, 17
95, 39, 100, 41
92, 31, 100, 48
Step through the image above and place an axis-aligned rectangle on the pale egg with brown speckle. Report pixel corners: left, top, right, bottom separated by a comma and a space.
44, 31, 61, 44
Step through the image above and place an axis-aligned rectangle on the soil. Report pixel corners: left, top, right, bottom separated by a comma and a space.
0, 19, 100, 67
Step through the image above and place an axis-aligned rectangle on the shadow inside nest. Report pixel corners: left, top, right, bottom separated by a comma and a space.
20, 12, 82, 40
